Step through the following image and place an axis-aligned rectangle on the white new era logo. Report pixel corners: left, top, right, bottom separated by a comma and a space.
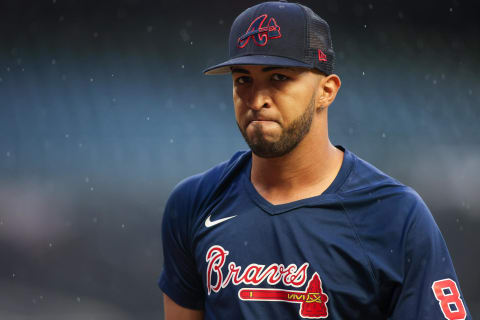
205, 214, 237, 228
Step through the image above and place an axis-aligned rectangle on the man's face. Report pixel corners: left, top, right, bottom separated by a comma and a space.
232, 65, 323, 158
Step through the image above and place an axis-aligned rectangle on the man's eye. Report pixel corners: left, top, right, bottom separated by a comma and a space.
272, 73, 288, 81
235, 76, 251, 84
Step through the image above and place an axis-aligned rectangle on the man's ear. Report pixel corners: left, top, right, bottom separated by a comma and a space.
316, 74, 341, 109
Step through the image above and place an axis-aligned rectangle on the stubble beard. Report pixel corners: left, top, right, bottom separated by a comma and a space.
237, 95, 317, 158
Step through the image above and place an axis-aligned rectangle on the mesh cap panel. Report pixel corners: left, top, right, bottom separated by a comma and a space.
298, 4, 335, 75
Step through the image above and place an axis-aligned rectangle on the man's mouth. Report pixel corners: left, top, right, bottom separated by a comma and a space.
248, 116, 278, 124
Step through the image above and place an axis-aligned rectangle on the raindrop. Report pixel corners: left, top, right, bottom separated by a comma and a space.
121, 224, 126, 229
181, 65, 185, 69
381, 132, 386, 138
6, 67, 10, 72
146, 116, 150, 121
65, 133, 69, 139
244, 241, 248, 246
219, 19, 224, 25
6, 151, 10, 157
59, 16, 64, 22
49, 242, 53, 248
111, 74, 115, 77
90, 78, 94, 82
40, 296, 43, 300
190, 41, 194, 45
92, 217, 98, 223
363, 24, 367, 29
147, 25, 153, 32
51, 59, 56, 65
468, 89, 472, 95
85, 177, 90, 183
389, 249, 394, 253
12, 273, 15, 278
180, 30, 190, 42
0, 220, 3, 225
0, 77, 3, 82
61, 74, 67, 81
93, 32, 99, 38
170, 138, 174, 143
76, 297, 81, 303
368, 3, 373, 10
32, 298, 37, 304
90, 187, 94, 191
398, 11, 404, 19
52, 0, 56, 3
112, 98, 117, 103
348, 127, 354, 135
78, 143, 83, 148
362, 71, 365, 76
442, 257, 446, 262
449, 7, 453, 12
433, 79, 437, 85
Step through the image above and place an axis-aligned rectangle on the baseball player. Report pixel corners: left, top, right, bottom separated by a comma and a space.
159, 1, 471, 319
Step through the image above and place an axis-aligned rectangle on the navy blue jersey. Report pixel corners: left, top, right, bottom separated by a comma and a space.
159, 146, 470, 319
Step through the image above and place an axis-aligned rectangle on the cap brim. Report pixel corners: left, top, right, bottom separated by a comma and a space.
203, 55, 312, 75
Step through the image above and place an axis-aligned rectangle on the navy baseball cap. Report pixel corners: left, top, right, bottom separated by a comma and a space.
203, 1, 335, 75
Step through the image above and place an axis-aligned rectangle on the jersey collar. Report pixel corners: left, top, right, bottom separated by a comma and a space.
242, 145, 355, 215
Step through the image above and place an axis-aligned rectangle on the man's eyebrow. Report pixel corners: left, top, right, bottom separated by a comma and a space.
231, 68, 250, 74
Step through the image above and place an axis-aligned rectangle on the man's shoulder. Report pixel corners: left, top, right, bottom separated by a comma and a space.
340, 149, 436, 253
340, 148, 425, 208
168, 150, 250, 207
341, 149, 404, 193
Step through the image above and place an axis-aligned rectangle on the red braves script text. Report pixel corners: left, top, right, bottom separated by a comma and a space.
206, 245, 309, 295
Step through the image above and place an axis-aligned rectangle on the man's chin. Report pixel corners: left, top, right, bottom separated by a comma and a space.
248, 140, 292, 158
247, 135, 280, 146
250, 147, 291, 159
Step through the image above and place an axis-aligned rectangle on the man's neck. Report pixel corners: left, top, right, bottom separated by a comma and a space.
250, 137, 344, 205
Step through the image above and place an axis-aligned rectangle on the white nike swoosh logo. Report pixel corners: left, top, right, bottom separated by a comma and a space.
205, 214, 237, 228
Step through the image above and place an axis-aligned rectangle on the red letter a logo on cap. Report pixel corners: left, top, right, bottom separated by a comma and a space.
238, 14, 282, 48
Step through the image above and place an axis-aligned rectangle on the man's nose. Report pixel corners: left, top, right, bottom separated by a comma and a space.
247, 83, 271, 110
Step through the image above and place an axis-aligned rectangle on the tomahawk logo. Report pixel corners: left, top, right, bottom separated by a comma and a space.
239, 273, 329, 319
237, 14, 281, 48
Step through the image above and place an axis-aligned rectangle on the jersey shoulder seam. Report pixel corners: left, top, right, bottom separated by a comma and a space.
336, 194, 379, 285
